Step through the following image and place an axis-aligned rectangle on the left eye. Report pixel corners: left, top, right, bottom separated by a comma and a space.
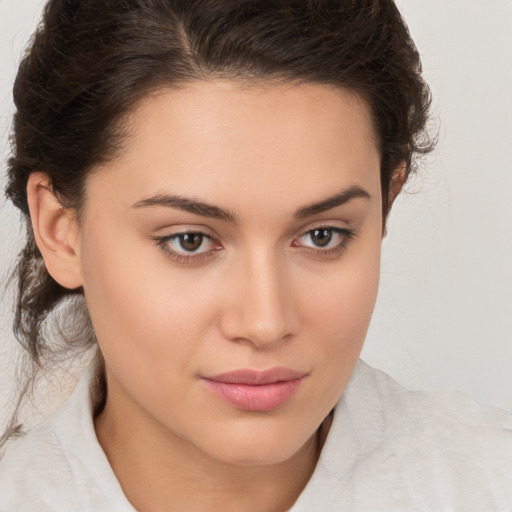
165, 232, 214, 254
298, 227, 350, 250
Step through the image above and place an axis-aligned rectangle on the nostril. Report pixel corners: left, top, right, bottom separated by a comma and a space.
244, 320, 290, 348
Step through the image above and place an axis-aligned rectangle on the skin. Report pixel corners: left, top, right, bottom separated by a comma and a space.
28, 81, 398, 511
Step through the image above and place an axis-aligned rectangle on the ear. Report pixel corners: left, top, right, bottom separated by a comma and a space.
26, 172, 83, 289
383, 162, 407, 237
388, 162, 407, 210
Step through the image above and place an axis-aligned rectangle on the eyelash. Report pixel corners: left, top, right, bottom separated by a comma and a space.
153, 226, 356, 264
153, 231, 221, 264
294, 226, 356, 258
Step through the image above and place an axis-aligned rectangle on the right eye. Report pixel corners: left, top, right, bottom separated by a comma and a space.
154, 231, 222, 263
167, 233, 210, 253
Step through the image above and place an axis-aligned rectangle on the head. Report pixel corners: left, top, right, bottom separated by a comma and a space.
4, 0, 433, 461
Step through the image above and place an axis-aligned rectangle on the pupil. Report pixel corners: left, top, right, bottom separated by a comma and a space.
312, 229, 331, 247
180, 233, 203, 251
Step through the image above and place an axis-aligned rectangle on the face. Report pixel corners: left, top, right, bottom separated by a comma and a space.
78, 81, 383, 466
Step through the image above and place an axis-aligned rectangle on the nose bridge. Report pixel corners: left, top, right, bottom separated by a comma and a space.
222, 244, 295, 347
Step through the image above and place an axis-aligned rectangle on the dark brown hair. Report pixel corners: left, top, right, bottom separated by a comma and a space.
2, 0, 434, 444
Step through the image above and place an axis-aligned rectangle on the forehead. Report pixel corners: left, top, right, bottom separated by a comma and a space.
87, 80, 381, 216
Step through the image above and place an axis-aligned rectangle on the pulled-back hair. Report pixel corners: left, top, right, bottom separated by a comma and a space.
3, 0, 434, 444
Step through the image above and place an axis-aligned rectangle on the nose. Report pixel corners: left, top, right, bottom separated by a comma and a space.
219, 249, 298, 349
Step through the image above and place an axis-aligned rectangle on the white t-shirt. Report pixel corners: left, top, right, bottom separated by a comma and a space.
1, 360, 511, 511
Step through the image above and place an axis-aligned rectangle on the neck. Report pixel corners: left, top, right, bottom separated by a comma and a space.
94, 372, 331, 512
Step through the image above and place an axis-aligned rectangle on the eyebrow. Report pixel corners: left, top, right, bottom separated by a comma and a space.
132, 185, 370, 222
132, 194, 237, 222
294, 185, 371, 219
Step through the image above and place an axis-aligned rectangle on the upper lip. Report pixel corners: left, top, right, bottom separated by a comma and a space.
204, 367, 307, 385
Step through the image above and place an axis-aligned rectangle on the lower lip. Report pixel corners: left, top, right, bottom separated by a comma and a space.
202, 378, 303, 412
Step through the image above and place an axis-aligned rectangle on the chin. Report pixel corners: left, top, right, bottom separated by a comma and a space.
214, 444, 305, 467
196, 419, 317, 467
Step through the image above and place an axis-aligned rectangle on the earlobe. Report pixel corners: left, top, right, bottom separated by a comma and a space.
26, 172, 83, 289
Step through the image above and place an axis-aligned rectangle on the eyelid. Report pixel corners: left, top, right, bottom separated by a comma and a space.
152, 222, 356, 264
292, 224, 356, 257
152, 227, 223, 264
294, 221, 352, 241
151, 223, 219, 239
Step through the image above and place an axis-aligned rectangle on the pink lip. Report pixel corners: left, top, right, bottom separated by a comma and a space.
202, 368, 306, 412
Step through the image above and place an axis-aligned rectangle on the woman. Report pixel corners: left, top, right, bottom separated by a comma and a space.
0, 1, 511, 510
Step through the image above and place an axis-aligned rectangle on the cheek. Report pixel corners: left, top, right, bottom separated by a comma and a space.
79, 226, 220, 376
299, 233, 381, 337
295, 231, 381, 394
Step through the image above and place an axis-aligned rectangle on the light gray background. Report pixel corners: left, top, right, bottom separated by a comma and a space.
1, 0, 511, 429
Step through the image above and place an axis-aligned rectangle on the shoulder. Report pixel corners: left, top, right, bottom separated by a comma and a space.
360, 360, 512, 474
293, 360, 512, 511
0, 418, 81, 511
0, 363, 134, 512
353, 359, 512, 452
352, 359, 512, 430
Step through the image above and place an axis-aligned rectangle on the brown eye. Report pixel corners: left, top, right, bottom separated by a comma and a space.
162, 232, 215, 255
179, 233, 204, 252
309, 228, 332, 247
296, 226, 355, 255
155, 230, 222, 263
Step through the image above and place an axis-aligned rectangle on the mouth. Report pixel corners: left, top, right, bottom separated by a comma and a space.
202, 368, 307, 412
